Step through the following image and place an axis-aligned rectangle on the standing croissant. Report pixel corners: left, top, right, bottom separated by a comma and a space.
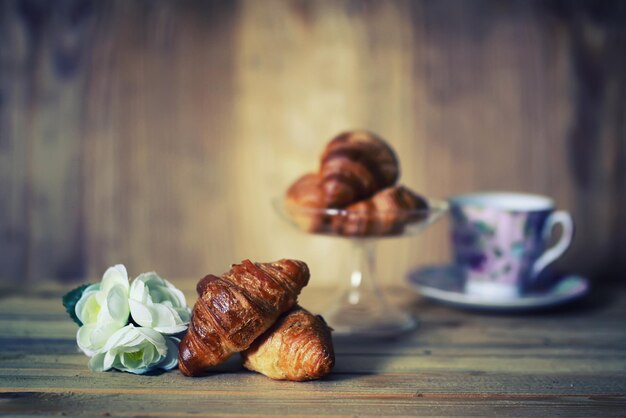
333, 185, 429, 236
178, 259, 310, 376
242, 306, 335, 381
320, 130, 399, 207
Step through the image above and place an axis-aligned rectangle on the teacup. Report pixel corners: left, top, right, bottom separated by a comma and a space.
449, 192, 574, 298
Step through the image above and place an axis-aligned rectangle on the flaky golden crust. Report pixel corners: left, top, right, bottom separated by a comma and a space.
333, 185, 428, 236
285, 173, 329, 233
242, 306, 334, 381
320, 130, 399, 207
178, 259, 310, 376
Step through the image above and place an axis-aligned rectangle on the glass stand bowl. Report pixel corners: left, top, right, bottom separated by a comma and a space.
273, 197, 448, 338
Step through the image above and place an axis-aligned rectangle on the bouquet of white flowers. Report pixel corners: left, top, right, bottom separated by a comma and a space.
62, 265, 191, 374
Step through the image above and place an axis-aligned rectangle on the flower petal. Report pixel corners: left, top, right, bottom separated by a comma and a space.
105, 285, 130, 324
77, 325, 98, 356
129, 299, 153, 328
129, 277, 147, 303
103, 350, 117, 371
90, 322, 124, 351
142, 344, 158, 365
120, 350, 144, 371
137, 272, 162, 286
164, 281, 187, 308
88, 353, 106, 371
154, 324, 188, 335
102, 324, 140, 352
136, 327, 167, 355
150, 304, 187, 334
159, 337, 180, 370
153, 304, 176, 327
74, 285, 100, 324
75, 290, 101, 325
101, 265, 129, 294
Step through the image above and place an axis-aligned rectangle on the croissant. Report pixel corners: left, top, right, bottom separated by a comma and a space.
320, 130, 399, 207
242, 306, 334, 381
284, 173, 329, 233
333, 185, 428, 236
178, 259, 310, 376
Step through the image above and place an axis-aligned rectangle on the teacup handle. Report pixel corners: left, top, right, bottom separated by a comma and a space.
531, 211, 574, 278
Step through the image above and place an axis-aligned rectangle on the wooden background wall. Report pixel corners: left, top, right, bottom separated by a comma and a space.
1, 0, 625, 287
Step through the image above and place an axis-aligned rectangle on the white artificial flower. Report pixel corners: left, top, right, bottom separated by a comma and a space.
128, 272, 191, 334
75, 265, 130, 356
88, 324, 179, 374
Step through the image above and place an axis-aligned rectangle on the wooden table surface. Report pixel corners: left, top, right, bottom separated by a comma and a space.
1, 280, 625, 417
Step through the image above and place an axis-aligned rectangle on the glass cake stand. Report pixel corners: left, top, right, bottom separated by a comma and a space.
273, 197, 448, 338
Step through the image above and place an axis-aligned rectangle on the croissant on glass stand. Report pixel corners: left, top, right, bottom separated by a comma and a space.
333, 186, 429, 236
320, 130, 399, 208
284, 130, 429, 237
242, 306, 335, 381
178, 259, 310, 376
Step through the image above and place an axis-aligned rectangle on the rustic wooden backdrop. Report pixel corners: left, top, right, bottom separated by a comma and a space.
1, 0, 625, 286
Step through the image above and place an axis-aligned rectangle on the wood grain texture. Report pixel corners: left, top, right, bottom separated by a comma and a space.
0, 0, 96, 281
81, 1, 239, 281
0, 0, 625, 285
0, 281, 625, 416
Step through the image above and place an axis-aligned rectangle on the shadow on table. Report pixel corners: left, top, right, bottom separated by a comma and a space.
329, 330, 420, 380
525, 284, 617, 316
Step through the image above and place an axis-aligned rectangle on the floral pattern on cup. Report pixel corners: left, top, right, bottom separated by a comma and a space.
451, 206, 548, 290
449, 192, 574, 299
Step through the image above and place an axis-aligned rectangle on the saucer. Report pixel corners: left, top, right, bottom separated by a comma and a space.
407, 265, 590, 312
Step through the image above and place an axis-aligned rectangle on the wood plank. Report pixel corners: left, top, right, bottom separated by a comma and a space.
2, 367, 626, 396
1, 391, 625, 417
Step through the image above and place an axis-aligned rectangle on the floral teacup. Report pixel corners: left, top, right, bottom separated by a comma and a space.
449, 192, 574, 299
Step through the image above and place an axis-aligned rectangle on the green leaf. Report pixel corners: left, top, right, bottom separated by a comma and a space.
62, 284, 91, 326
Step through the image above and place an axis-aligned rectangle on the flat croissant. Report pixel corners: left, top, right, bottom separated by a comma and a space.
242, 306, 335, 381
178, 259, 310, 376
320, 130, 399, 208
333, 185, 429, 236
